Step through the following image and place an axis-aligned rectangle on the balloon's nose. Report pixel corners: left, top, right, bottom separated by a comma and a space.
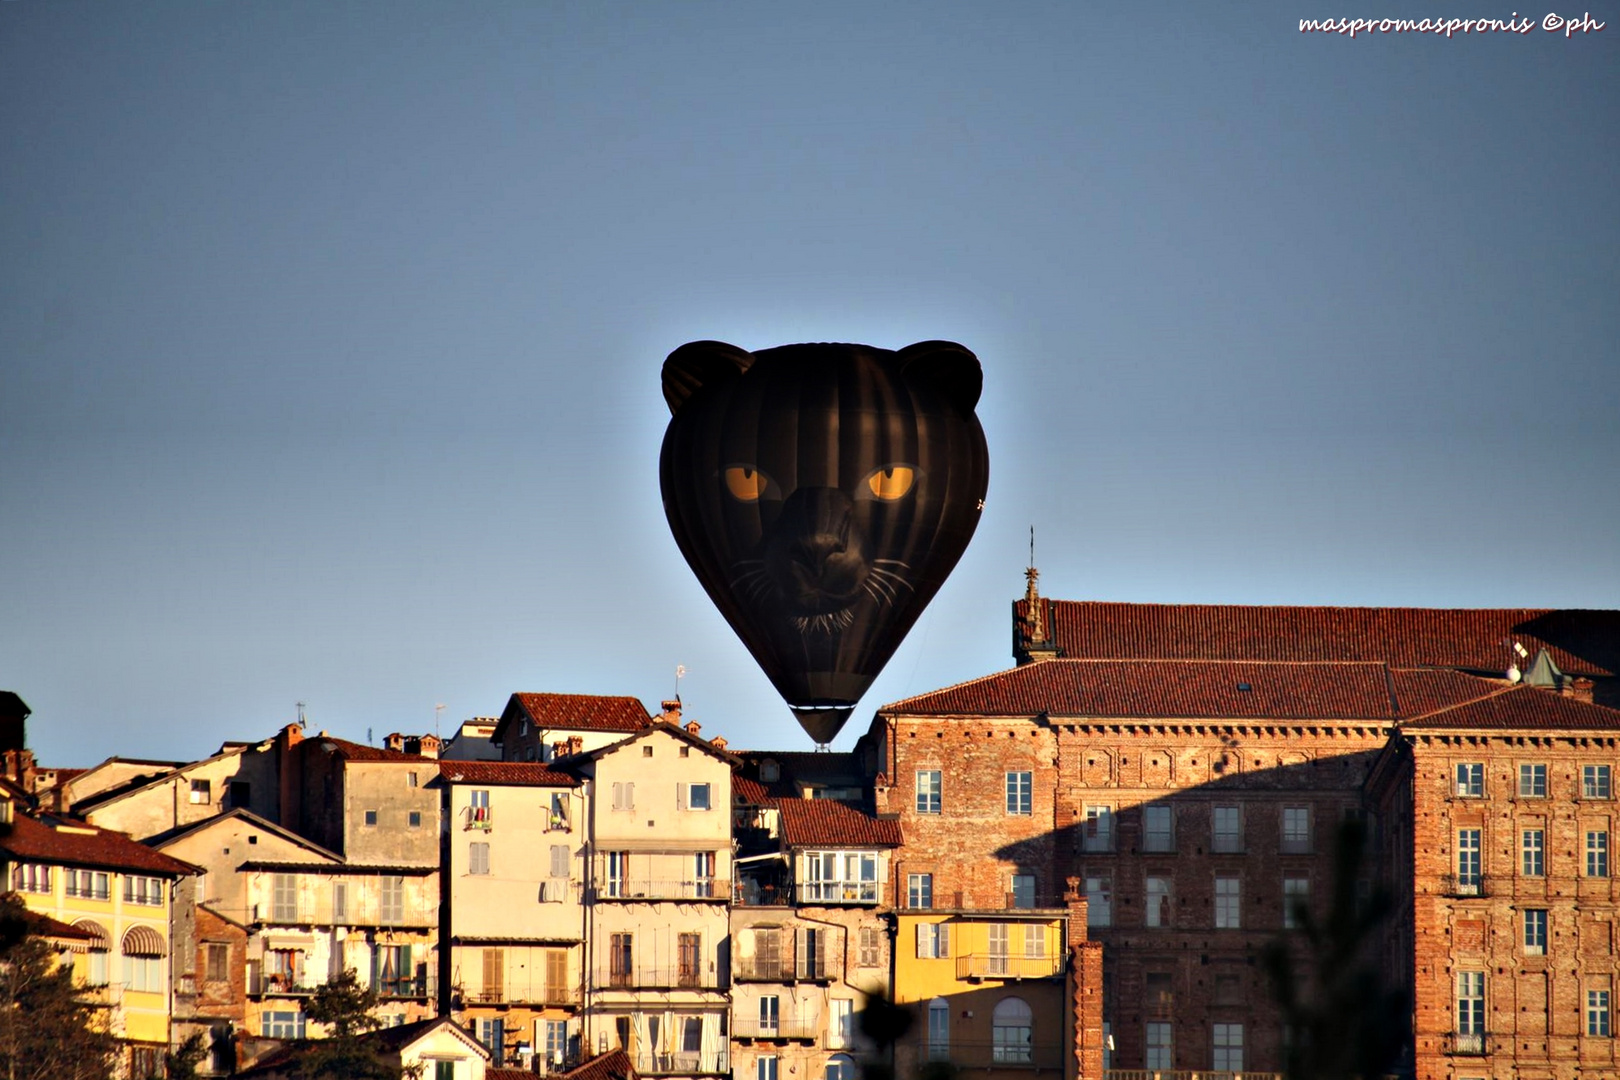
766, 487, 869, 613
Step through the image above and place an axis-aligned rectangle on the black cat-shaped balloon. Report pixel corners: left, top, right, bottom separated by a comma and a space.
660, 340, 990, 745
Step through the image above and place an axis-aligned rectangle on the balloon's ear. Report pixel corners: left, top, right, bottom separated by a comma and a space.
897, 340, 983, 414
663, 341, 755, 414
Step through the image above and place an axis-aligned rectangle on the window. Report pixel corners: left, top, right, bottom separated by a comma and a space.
1522, 829, 1545, 876
1588, 989, 1612, 1037
1146, 972, 1174, 1016
1456, 763, 1485, 797
916, 770, 941, 814
611, 782, 635, 811
469, 788, 491, 824
825, 1054, 856, 1080
802, 851, 880, 902
1010, 874, 1035, 909
757, 1056, 779, 1080
478, 1017, 506, 1066
1006, 772, 1032, 815
1457, 829, 1482, 892
407, 770, 418, 787
688, 782, 712, 811
678, 932, 702, 987
1215, 877, 1241, 928
228, 780, 252, 808
1282, 877, 1310, 929
1085, 876, 1112, 927
907, 873, 933, 910
64, 870, 110, 900
1142, 805, 1174, 852
1022, 924, 1046, 958
12, 863, 50, 894
408, 811, 421, 828
915, 922, 949, 959
858, 927, 881, 967
332, 881, 348, 921
927, 998, 950, 1060
1585, 765, 1613, 800
1145, 1021, 1172, 1069
1146, 877, 1172, 928
544, 949, 568, 1001
606, 851, 629, 897
543, 1018, 569, 1067
829, 999, 853, 1049
469, 842, 491, 875
261, 1010, 304, 1039
609, 933, 632, 987
124, 875, 164, 906
373, 943, 414, 996
690, 851, 716, 898
1457, 971, 1486, 1042
987, 924, 1010, 975
991, 998, 1032, 1063
206, 943, 230, 982
1588, 831, 1611, 877
379, 876, 405, 924
1281, 807, 1312, 853
122, 928, 165, 992
1523, 909, 1548, 955
643, 745, 654, 757
550, 844, 570, 879
189, 779, 211, 804
1212, 1023, 1243, 1071
759, 994, 780, 1034
271, 873, 299, 922
1519, 763, 1547, 797
1212, 806, 1242, 853
1083, 805, 1115, 852
797, 927, 826, 980
363, 809, 378, 826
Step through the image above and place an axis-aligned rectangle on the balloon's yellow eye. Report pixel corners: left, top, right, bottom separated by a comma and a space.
725, 466, 772, 501
865, 466, 916, 500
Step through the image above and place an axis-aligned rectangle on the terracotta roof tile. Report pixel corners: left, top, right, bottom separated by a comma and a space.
732, 776, 776, 806
312, 737, 431, 763
436, 761, 581, 787
1402, 683, 1620, 731
883, 659, 1405, 721
0, 814, 196, 876
1027, 601, 1619, 677
559, 1048, 638, 1080
512, 694, 654, 732
22, 909, 96, 942
777, 798, 901, 848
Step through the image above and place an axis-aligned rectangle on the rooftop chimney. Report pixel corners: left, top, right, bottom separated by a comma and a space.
384, 732, 405, 752
684, 719, 702, 737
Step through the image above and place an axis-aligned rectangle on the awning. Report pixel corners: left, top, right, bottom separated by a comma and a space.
122, 924, 166, 956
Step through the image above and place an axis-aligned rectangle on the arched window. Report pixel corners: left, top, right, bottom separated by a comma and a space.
825, 1053, 856, 1080
72, 920, 110, 987
927, 998, 950, 1061
992, 997, 1032, 1063
121, 925, 165, 993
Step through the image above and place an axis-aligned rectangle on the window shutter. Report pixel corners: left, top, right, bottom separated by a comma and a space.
369, 944, 380, 991
938, 924, 950, 958
612, 782, 624, 809
677, 784, 687, 810
626, 782, 634, 808
551, 844, 569, 878
401, 944, 413, 992
916, 923, 931, 959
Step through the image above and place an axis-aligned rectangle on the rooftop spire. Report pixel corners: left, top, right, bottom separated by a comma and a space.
1015, 528, 1061, 665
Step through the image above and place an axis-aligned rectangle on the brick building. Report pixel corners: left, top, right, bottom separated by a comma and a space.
1367, 683, 1620, 1080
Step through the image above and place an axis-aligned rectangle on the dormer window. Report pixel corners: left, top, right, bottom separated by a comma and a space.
760, 760, 780, 783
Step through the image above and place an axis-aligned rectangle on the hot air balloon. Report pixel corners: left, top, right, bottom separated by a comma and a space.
659, 340, 990, 745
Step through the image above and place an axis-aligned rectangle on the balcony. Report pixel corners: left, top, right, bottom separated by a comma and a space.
902, 890, 1069, 912
732, 1018, 819, 1041
248, 972, 320, 998
463, 984, 581, 1007
797, 882, 883, 905
730, 958, 832, 982
925, 1043, 1067, 1070
1446, 1031, 1488, 1056
592, 879, 729, 902
1441, 874, 1490, 898
1104, 1072, 1282, 1080
634, 1049, 729, 1076
464, 806, 493, 832
602, 967, 722, 991
955, 954, 1063, 981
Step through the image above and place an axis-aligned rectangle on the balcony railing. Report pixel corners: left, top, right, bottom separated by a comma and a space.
249, 972, 320, 997
1447, 1031, 1488, 1056
902, 890, 1070, 912
1442, 874, 1489, 898
956, 954, 1063, 980
1104, 1072, 1282, 1080
593, 879, 729, 902
797, 882, 883, 905
464, 806, 493, 831
464, 983, 580, 1006
732, 1018, 819, 1040
633, 1050, 729, 1076
923, 1043, 1066, 1070
602, 968, 722, 991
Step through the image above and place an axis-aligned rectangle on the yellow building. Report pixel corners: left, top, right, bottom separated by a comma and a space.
893, 905, 1069, 1077
1, 809, 196, 1078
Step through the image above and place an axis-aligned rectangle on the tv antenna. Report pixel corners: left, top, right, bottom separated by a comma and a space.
296, 701, 307, 727
674, 665, 687, 700
434, 703, 446, 740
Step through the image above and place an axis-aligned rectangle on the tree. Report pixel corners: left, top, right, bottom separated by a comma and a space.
159, 1032, 208, 1080
0, 892, 119, 1080
1262, 818, 1408, 1080
295, 968, 394, 1080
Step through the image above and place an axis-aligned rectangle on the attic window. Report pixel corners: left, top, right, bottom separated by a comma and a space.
643, 746, 654, 758
1237, 683, 1253, 692
760, 761, 780, 783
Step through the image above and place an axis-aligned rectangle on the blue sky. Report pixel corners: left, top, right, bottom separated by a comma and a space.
2, 1, 1615, 765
